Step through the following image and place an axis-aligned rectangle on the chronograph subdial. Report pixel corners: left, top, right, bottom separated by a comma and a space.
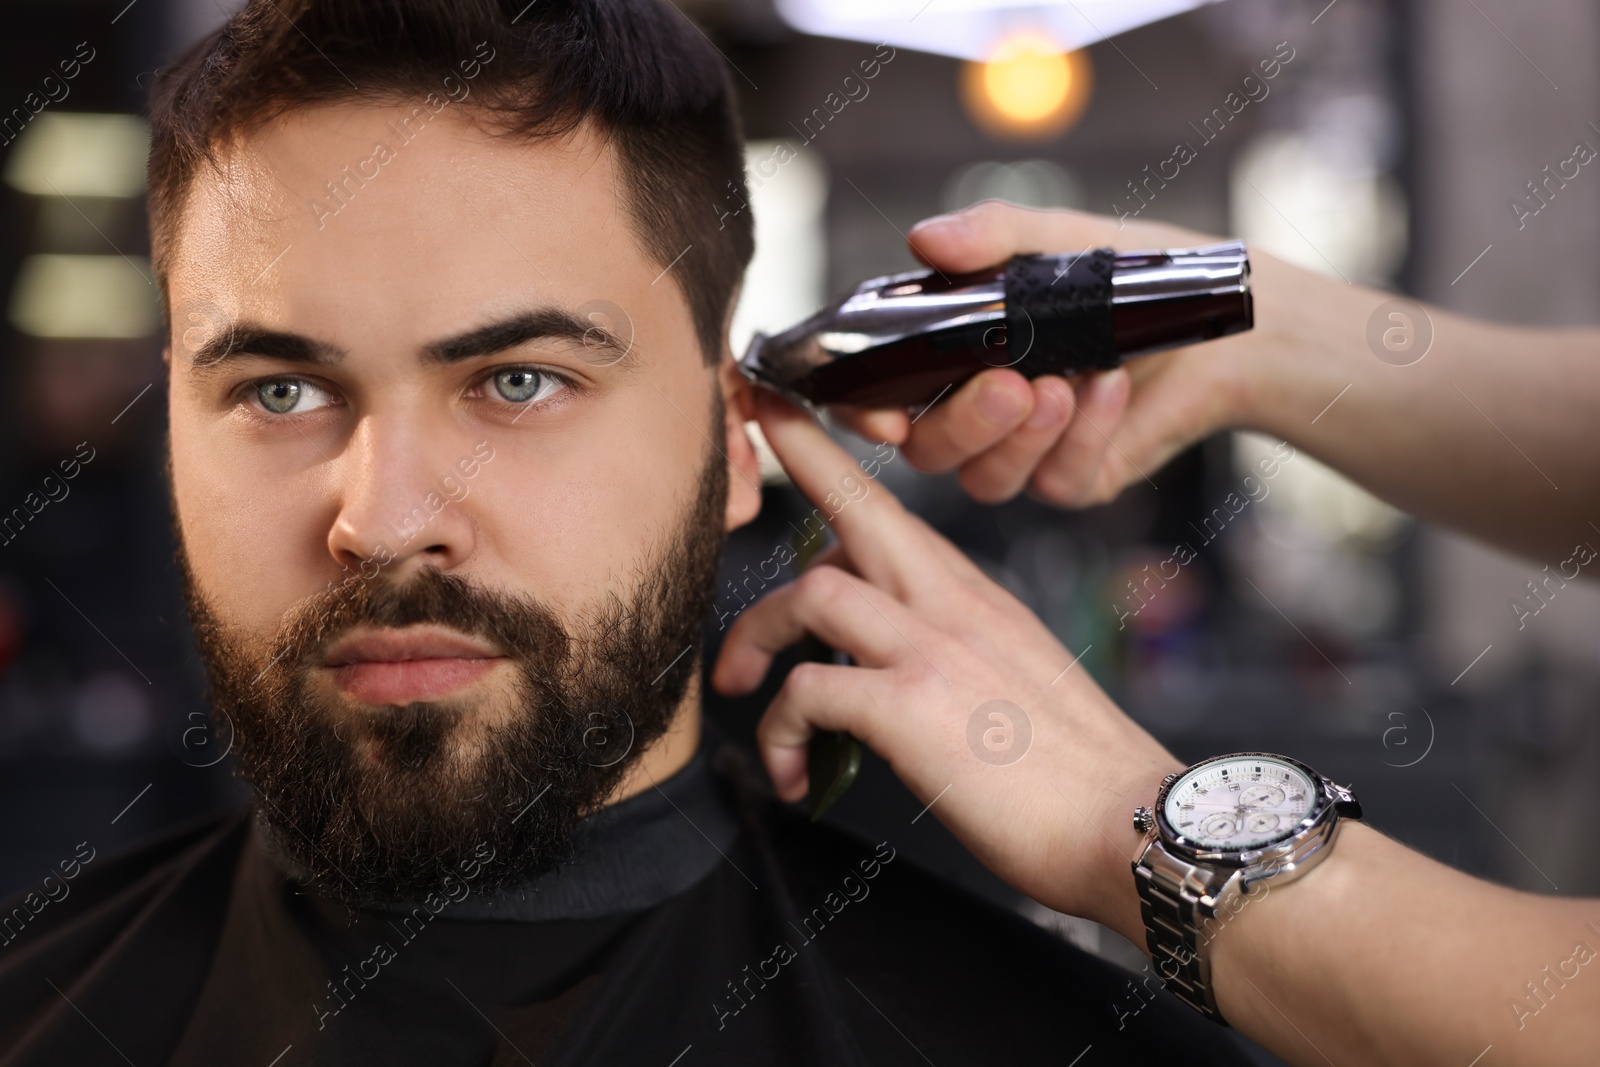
1239, 784, 1286, 810
1199, 813, 1239, 840
1244, 812, 1280, 835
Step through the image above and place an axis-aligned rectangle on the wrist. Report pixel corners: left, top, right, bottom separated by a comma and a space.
1082, 752, 1185, 945
1206, 819, 1376, 1028
1228, 251, 1371, 439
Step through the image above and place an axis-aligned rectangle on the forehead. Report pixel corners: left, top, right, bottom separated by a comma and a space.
169, 103, 654, 341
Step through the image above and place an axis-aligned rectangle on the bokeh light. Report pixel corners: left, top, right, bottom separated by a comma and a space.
962, 31, 1092, 140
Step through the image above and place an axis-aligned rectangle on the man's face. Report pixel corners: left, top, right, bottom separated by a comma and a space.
164, 103, 761, 903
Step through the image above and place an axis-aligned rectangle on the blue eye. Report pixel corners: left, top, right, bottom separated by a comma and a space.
251, 378, 334, 415
258, 380, 301, 414
492, 368, 563, 404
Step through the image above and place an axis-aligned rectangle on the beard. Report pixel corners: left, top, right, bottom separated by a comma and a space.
178, 425, 728, 908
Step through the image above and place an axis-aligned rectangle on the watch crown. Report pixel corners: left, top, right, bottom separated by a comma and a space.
1133, 806, 1155, 834
1330, 782, 1363, 820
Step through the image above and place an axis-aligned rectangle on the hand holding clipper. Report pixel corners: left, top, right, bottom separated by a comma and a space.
739, 242, 1252, 410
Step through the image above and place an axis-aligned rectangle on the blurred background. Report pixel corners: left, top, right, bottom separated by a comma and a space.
1, 1, 1598, 1059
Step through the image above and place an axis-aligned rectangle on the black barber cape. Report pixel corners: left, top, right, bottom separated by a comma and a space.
0, 739, 1244, 1065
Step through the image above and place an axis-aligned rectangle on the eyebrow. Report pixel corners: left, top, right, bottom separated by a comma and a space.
188, 306, 636, 371
191, 325, 342, 368
424, 308, 635, 367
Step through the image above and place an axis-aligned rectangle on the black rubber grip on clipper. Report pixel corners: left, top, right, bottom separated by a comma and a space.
1003, 248, 1118, 376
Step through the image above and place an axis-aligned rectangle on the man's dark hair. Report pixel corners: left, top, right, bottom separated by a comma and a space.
147, 0, 754, 363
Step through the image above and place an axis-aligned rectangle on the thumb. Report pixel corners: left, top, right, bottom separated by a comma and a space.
908, 201, 1128, 274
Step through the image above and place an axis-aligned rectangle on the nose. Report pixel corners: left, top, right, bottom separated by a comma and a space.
326, 413, 480, 579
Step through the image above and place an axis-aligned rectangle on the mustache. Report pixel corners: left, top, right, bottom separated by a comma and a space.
255, 565, 573, 686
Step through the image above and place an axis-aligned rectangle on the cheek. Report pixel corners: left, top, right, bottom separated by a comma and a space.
469, 395, 707, 615
168, 393, 335, 634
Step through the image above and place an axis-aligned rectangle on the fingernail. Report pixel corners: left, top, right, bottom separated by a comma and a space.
1091, 369, 1128, 405
910, 212, 968, 239
1024, 387, 1062, 428
977, 382, 1025, 425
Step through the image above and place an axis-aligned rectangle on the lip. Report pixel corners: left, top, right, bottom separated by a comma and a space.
322, 625, 508, 705
324, 625, 501, 666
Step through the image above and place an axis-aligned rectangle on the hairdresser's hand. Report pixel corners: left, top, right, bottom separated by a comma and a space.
713, 388, 1181, 933
832, 201, 1257, 507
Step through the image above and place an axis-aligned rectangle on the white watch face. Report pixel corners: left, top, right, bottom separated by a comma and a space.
1163, 755, 1316, 850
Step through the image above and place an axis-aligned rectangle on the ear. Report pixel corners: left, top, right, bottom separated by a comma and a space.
718, 359, 763, 532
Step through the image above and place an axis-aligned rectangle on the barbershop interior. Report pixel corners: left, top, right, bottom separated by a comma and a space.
0, 0, 1596, 1052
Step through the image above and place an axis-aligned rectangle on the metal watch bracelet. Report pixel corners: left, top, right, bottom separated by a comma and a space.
1131, 837, 1233, 1024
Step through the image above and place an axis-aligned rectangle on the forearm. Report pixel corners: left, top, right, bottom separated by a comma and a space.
1098, 821, 1600, 1066
1233, 253, 1600, 563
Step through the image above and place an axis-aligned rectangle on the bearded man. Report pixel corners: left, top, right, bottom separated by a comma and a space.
0, 2, 1242, 1063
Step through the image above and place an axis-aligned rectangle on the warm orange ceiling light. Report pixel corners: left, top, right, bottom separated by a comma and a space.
962, 31, 1093, 140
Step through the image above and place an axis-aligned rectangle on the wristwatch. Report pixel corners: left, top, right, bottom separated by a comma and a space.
1130, 751, 1361, 1026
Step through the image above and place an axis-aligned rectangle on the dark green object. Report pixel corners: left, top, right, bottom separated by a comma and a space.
790, 533, 862, 820
807, 724, 861, 821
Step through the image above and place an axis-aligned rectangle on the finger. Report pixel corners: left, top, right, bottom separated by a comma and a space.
1029, 369, 1135, 506
802, 538, 858, 577
907, 200, 1204, 274
753, 389, 1003, 602
756, 661, 895, 802
896, 368, 1033, 473
829, 405, 910, 447
712, 564, 923, 695
751, 387, 947, 598
954, 375, 1074, 503
1092, 351, 1228, 489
